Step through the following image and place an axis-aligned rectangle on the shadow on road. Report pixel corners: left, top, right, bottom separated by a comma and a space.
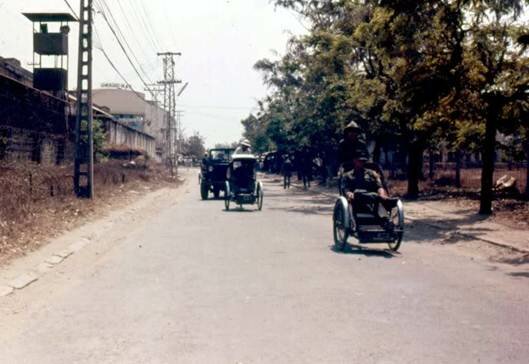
401, 215, 494, 246
494, 253, 529, 266
329, 244, 398, 259
223, 208, 258, 213
509, 272, 529, 279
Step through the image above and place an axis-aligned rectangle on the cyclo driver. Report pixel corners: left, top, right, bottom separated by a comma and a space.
343, 151, 396, 230
234, 139, 253, 155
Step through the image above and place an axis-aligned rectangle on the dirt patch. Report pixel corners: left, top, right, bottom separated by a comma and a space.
0, 160, 180, 265
387, 178, 529, 230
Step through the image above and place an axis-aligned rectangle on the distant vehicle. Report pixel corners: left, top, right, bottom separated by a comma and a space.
263, 151, 280, 173
200, 148, 234, 200
224, 153, 264, 211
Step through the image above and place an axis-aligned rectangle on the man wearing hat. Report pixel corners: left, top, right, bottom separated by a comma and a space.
338, 120, 368, 173
235, 139, 252, 155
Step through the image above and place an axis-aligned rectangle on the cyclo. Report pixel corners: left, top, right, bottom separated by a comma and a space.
333, 161, 405, 252
224, 153, 264, 211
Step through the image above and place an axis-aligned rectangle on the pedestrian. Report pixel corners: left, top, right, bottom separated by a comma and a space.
282, 156, 293, 189
300, 150, 312, 190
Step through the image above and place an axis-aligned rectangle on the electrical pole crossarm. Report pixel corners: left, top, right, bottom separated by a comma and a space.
157, 52, 182, 56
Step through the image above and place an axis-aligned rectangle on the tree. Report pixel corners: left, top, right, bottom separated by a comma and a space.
214, 142, 239, 149
82, 119, 106, 161
183, 132, 206, 160
255, 0, 529, 211
241, 114, 272, 153
460, 1, 529, 213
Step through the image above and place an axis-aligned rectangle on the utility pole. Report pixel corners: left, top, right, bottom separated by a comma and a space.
157, 52, 181, 175
74, 0, 94, 198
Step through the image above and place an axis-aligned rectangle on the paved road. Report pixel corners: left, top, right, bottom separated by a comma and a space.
1, 169, 528, 363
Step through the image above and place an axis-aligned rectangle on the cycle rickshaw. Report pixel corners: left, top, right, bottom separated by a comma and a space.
333, 163, 405, 251
224, 153, 264, 211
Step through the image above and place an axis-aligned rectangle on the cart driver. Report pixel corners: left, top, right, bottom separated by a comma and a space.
343, 151, 395, 228
343, 154, 388, 201
338, 120, 368, 173
235, 139, 252, 155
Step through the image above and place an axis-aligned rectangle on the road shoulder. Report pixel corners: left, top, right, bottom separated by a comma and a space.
0, 172, 190, 298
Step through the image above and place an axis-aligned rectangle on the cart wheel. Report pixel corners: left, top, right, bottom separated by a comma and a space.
200, 183, 209, 200
256, 182, 264, 211
388, 200, 404, 252
224, 182, 230, 210
333, 198, 349, 251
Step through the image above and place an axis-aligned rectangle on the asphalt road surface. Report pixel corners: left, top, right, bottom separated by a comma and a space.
1, 169, 528, 363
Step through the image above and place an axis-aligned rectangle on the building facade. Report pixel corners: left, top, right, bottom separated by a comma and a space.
93, 86, 166, 159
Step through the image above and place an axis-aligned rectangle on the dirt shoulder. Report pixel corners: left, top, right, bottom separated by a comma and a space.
386, 179, 529, 231
0, 161, 181, 266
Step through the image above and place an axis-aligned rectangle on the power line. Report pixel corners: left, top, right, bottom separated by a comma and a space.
95, 0, 152, 82
176, 104, 258, 111
93, 0, 155, 98
114, 0, 157, 63
63, 0, 79, 20
130, 0, 163, 51
93, 23, 151, 103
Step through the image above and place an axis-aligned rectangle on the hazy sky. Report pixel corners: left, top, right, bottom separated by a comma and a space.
0, 0, 305, 146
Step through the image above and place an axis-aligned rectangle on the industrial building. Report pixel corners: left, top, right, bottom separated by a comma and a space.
93, 85, 167, 159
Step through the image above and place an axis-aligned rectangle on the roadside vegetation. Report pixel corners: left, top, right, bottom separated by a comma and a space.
0, 159, 176, 264
242, 0, 529, 214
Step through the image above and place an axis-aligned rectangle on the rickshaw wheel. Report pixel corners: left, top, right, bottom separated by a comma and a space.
257, 183, 264, 211
200, 183, 209, 200
387, 201, 404, 252
333, 199, 349, 251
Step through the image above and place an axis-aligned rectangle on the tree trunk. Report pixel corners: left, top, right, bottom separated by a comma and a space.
524, 138, 529, 198
455, 149, 462, 188
479, 116, 496, 215
373, 140, 381, 164
428, 148, 435, 180
407, 142, 423, 199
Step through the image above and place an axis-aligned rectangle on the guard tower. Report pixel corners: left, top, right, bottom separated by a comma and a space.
23, 13, 77, 96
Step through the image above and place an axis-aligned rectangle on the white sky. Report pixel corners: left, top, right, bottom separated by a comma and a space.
0, 0, 305, 147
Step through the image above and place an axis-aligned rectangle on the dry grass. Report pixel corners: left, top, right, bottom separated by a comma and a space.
0, 160, 178, 264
